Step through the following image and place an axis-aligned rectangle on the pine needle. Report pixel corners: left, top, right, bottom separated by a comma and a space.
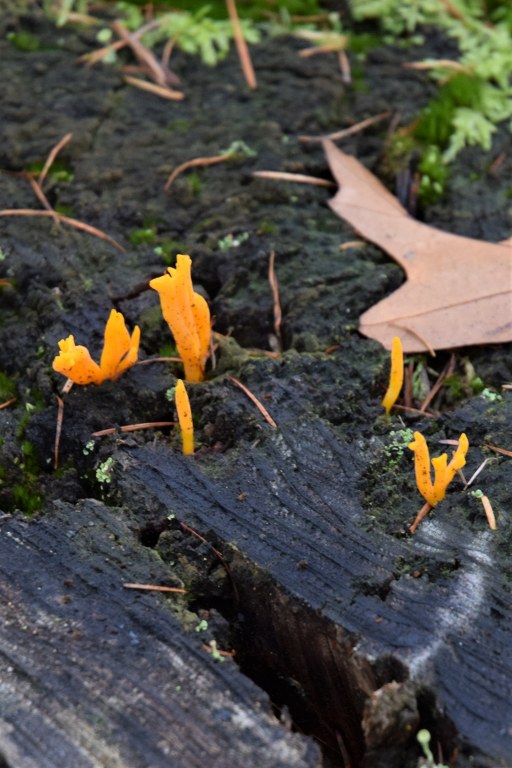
227, 374, 277, 428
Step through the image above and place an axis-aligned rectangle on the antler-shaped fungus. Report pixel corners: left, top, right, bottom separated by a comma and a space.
408, 431, 469, 532
53, 309, 140, 385
150, 254, 210, 382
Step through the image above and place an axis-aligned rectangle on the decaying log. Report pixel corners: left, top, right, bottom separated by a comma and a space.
116, 375, 512, 767
0, 499, 320, 768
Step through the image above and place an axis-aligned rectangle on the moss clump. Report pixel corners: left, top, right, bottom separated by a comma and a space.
12, 483, 42, 515
154, 240, 189, 265
129, 227, 157, 246
0, 372, 16, 401
7, 31, 41, 52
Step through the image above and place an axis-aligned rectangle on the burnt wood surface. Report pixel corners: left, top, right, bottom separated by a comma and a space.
0, 499, 320, 768
116, 371, 512, 767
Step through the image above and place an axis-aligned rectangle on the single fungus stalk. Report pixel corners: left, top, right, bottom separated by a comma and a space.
175, 379, 194, 455
53, 309, 140, 386
408, 431, 469, 532
382, 336, 403, 415
150, 254, 211, 382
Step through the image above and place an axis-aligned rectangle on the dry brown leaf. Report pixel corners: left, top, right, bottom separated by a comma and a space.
323, 139, 512, 352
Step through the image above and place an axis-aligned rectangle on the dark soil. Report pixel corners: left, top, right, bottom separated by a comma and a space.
1, 6, 512, 768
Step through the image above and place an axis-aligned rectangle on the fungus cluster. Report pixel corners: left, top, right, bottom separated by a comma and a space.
52, 254, 208, 455
408, 431, 469, 532
408, 431, 469, 507
51, 255, 482, 526
53, 309, 140, 385
150, 254, 211, 383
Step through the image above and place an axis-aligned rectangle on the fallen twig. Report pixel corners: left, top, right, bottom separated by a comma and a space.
1, 133, 125, 251
419, 353, 455, 412
227, 374, 277, 428
92, 421, 175, 437
0, 210, 125, 252
489, 151, 506, 176
403, 360, 414, 410
27, 174, 57, 215
78, 18, 164, 67
112, 20, 170, 87
268, 250, 282, 351
338, 50, 351, 83
225, 0, 257, 89
123, 75, 184, 100
481, 495, 496, 530
54, 395, 64, 470
339, 240, 366, 251
252, 170, 335, 187
393, 404, 436, 418
39, 132, 73, 189
202, 641, 236, 658
135, 356, 182, 365
484, 443, 512, 458
123, 583, 186, 593
299, 112, 391, 143
299, 42, 346, 57
180, 521, 225, 564
463, 458, 489, 489
165, 153, 229, 192
403, 59, 469, 72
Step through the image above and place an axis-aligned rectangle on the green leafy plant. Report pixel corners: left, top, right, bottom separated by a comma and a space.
116, 3, 261, 66
352, 0, 512, 161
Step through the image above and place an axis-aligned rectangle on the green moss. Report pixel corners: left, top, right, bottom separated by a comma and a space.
20, 441, 39, 474
16, 392, 45, 439
25, 160, 74, 182
185, 171, 203, 196
257, 220, 277, 236
0, 372, 16, 401
12, 483, 42, 515
382, 131, 447, 205
159, 342, 178, 358
154, 240, 189, 265
443, 361, 487, 404
348, 32, 381, 54
381, 131, 416, 177
7, 31, 41, 52
167, 118, 193, 132
417, 145, 447, 205
415, 74, 481, 148
54, 203, 76, 217
129, 226, 157, 245
139, 303, 166, 333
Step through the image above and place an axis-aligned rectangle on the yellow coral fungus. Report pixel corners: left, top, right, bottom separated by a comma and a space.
150, 254, 210, 382
175, 379, 194, 455
53, 309, 140, 385
382, 336, 403, 414
409, 431, 469, 507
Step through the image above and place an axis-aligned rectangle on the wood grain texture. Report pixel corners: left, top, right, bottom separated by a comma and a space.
117, 367, 512, 766
0, 500, 320, 768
